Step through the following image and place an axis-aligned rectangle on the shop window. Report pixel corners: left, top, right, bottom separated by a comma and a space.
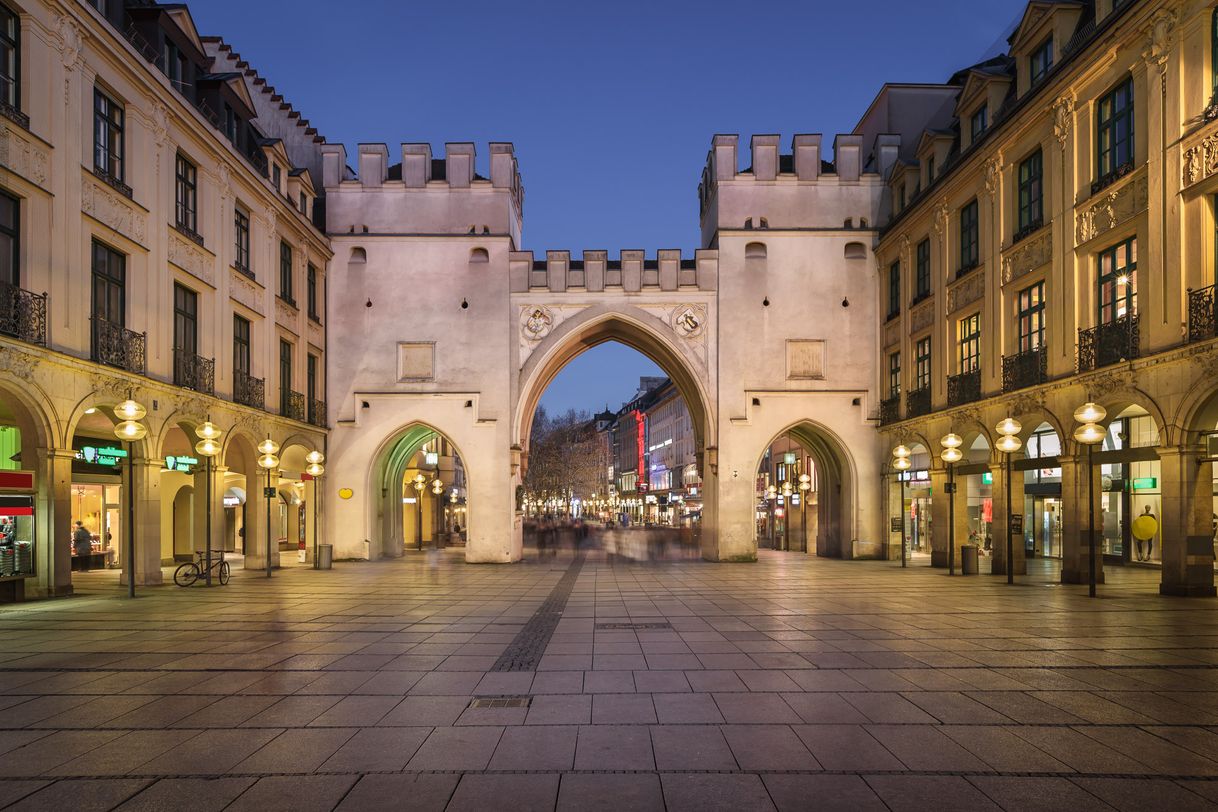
0, 494, 35, 577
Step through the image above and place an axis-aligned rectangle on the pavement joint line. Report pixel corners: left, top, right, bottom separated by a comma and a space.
489, 551, 587, 673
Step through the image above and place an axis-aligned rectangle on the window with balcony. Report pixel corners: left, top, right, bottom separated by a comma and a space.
887, 261, 900, 320
93, 88, 126, 192
1098, 237, 1137, 325
279, 338, 293, 414
888, 351, 900, 397
1030, 36, 1053, 85
915, 337, 931, 390
173, 283, 197, 358
1017, 149, 1043, 238
959, 199, 979, 273
1017, 281, 1045, 352
0, 3, 22, 126
307, 263, 319, 321
914, 239, 930, 301
91, 240, 143, 373
279, 241, 294, 304
174, 153, 198, 238
0, 188, 15, 287
1096, 77, 1134, 190
234, 207, 250, 275
970, 105, 987, 141
957, 313, 980, 374
234, 314, 250, 376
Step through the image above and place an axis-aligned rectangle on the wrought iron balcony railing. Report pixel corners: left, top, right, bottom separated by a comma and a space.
0, 99, 29, 131
173, 348, 214, 395
308, 398, 327, 428
1188, 285, 1217, 343
91, 317, 145, 374
1077, 314, 1139, 373
879, 395, 901, 426
0, 281, 46, 346
907, 386, 932, 419
283, 390, 306, 422
233, 371, 264, 410
1002, 346, 1047, 392
947, 368, 982, 407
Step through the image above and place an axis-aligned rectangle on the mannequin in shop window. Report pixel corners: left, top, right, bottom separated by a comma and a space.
1132, 505, 1158, 563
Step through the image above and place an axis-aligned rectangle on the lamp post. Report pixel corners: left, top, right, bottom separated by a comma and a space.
781, 481, 793, 551
113, 398, 147, 599
1073, 402, 1107, 599
892, 445, 911, 568
257, 437, 280, 578
766, 484, 777, 549
305, 450, 325, 569
798, 473, 811, 553
412, 473, 426, 550
995, 418, 1023, 585
194, 421, 223, 586
431, 477, 443, 548
940, 433, 963, 576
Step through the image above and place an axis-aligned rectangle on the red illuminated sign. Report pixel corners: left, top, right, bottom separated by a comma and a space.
0, 471, 34, 490
634, 410, 647, 491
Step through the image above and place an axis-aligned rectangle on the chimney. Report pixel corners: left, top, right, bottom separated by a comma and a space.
490, 143, 516, 188
875, 134, 901, 181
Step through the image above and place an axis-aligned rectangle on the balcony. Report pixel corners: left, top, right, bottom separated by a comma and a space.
0, 99, 29, 131
91, 317, 145, 374
283, 390, 306, 422
1002, 347, 1047, 392
1077, 313, 1139, 373
879, 395, 901, 426
1188, 285, 1217, 343
0, 282, 46, 346
946, 368, 981, 407
233, 371, 265, 410
907, 386, 931, 419
308, 398, 327, 428
1012, 218, 1043, 245
1091, 161, 1134, 195
173, 222, 204, 248
173, 348, 214, 396
92, 167, 133, 200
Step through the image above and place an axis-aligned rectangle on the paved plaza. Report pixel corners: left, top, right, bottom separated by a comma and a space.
0, 551, 1217, 810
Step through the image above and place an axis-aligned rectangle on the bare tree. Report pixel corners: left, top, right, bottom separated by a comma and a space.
525, 408, 607, 514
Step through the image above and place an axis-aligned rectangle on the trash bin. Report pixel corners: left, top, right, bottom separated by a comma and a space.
960, 544, 979, 575
318, 544, 333, 570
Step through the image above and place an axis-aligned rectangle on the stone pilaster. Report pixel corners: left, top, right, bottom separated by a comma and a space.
990, 459, 1026, 576
929, 468, 948, 568
1158, 447, 1215, 597
1060, 454, 1105, 586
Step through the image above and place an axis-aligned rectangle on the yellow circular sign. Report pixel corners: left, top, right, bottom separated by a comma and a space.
338, 488, 353, 500
1131, 514, 1158, 541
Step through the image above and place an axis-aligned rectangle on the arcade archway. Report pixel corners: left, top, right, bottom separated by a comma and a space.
371, 424, 468, 558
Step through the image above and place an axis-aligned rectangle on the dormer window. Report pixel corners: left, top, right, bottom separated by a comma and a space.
272, 164, 282, 194
970, 106, 988, 141
926, 156, 935, 183
162, 40, 186, 94
298, 192, 307, 214
223, 104, 237, 145
1030, 37, 1053, 86
898, 184, 906, 211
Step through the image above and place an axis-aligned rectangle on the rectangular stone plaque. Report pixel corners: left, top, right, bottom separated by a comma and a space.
397, 342, 435, 381
786, 339, 825, 380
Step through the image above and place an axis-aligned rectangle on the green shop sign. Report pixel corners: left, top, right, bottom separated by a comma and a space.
163, 455, 199, 473
76, 445, 129, 466
1131, 477, 1157, 491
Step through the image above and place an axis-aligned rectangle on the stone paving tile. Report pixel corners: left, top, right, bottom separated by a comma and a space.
116, 777, 258, 812
318, 726, 432, 772
661, 773, 776, 812
556, 773, 664, 812
792, 724, 904, 771
6, 778, 150, 812
405, 725, 504, 770
1072, 777, 1216, 811
573, 724, 654, 770
721, 724, 820, 770
224, 775, 359, 812
447, 774, 560, 812
334, 773, 458, 811
864, 774, 1003, 811
651, 724, 738, 770
968, 776, 1113, 812
488, 724, 577, 770
763, 774, 888, 811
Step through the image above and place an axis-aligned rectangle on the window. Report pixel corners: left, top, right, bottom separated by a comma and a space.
926, 156, 935, 183
279, 241, 294, 303
175, 153, 197, 234
914, 337, 931, 390
914, 239, 930, 299
959, 199, 979, 271
93, 88, 125, 183
887, 261, 900, 319
307, 353, 318, 403
0, 189, 17, 287
1097, 237, 1137, 325
888, 352, 901, 397
162, 39, 185, 93
307, 263, 319, 320
234, 207, 250, 273
223, 104, 237, 145
173, 283, 197, 355
0, 3, 18, 114
1096, 77, 1134, 182
957, 313, 980, 373
279, 339, 293, 413
298, 192, 307, 214
1030, 37, 1053, 85
970, 105, 987, 141
91, 240, 125, 329
898, 184, 906, 211
272, 163, 281, 193
1017, 149, 1043, 234
1017, 281, 1045, 352
233, 314, 250, 376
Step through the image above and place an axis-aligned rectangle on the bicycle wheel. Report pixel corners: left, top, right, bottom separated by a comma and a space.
173, 561, 200, 587
218, 561, 231, 585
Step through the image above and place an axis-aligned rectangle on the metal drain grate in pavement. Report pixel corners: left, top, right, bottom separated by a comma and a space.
595, 622, 673, 630
468, 696, 532, 708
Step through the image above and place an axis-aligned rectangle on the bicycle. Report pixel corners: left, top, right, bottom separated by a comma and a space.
173, 550, 230, 587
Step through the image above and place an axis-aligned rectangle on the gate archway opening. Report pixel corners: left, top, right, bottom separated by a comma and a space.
372, 424, 468, 558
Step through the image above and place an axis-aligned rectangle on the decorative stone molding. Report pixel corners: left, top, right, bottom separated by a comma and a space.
0, 124, 50, 187
910, 298, 935, 332
229, 268, 260, 312
1009, 389, 1047, 417
1001, 229, 1051, 285
56, 15, 83, 69
275, 298, 298, 332
397, 342, 435, 382
931, 200, 949, 237
168, 228, 215, 287
946, 269, 985, 313
899, 234, 911, 270
1182, 130, 1218, 189
1075, 171, 1148, 246
671, 304, 706, 338
0, 347, 37, 381
217, 163, 231, 201
83, 174, 146, 243
882, 319, 900, 350
521, 306, 554, 341
1052, 95, 1075, 147
307, 318, 323, 345
1082, 368, 1132, 398
1141, 7, 1177, 85
983, 154, 1003, 197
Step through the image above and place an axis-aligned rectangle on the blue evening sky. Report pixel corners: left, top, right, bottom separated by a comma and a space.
191, 0, 1022, 415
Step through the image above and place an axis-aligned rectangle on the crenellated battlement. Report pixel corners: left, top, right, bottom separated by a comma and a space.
697, 133, 892, 248
321, 142, 524, 246
508, 249, 717, 294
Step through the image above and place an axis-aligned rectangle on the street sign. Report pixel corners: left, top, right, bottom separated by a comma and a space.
264, 487, 277, 498
891, 517, 903, 533
1009, 513, 1023, 534
944, 481, 957, 494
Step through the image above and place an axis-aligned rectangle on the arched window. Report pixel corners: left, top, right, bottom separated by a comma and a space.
469, 247, 489, 263
349, 246, 367, 264
744, 242, 767, 259
844, 242, 867, 260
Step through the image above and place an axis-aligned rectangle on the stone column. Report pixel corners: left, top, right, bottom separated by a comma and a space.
243, 469, 280, 571
929, 468, 948, 568
1158, 447, 1215, 597
120, 456, 163, 586
951, 469, 970, 572
191, 462, 226, 555
304, 478, 318, 565
991, 460, 1026, 576
38, 448, 75, 597
1060, 453, 1104, 585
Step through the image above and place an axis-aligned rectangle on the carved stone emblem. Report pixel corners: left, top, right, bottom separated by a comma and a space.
83, 175, 147, 243
168, 230, 215, 286
1075, 173, 1148, 246
1001, 230, 1051, 285
522, 306, 553, 340
1052, 95, 1074, 147
983, 154, 1003, 197
0, 347, 37, 381
1183, 132, 1218, 189
910, 298, 935, 333
672, 305, 705, 337
946, 270, 984, 313
1141, 8, 1177, 80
